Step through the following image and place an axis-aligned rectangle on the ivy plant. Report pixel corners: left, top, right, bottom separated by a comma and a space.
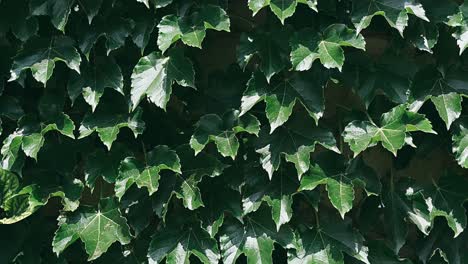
0, 0, 467, 263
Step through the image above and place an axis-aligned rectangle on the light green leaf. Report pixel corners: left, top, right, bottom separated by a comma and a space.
351, 0, 428, 35
299, 152, 381, 218
130, 49, 195, 110
343, 105, 435, 156
114, 145, 181, 199
291, 24, 366, 71
190, 110, 260, 159
157, 5, 230, 52
9, 36, 81, 85
451, 117, 468, 169
52, 198, 132, 261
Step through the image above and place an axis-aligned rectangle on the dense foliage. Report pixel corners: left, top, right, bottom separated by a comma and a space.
0, 0, 467, 263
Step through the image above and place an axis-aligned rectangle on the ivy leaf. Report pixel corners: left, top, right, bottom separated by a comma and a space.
0, 114, 75, 161
30, 0, 103, 31
152, 145, 228, 219
416, 223, 467, 264
0, 168, 19, 206
237, 26, 291, 82
77, 15, 134, 59
157, 4, 230, 52
381, 181, 413, 254
114, 145, 181, 199
451, 117, 468, 168
248, 0, 317, 23
219, 208, 295, 264
240, 70, 326, 133
342, 54, 416, 108
130, 48, 195, 110
351, 0, 428, 35
147, 219, 220, 264
1, 178, 83, 224
256, 114, 339, 179
447, 1, 468, 54
68, 56, 124, 111
0, 0, 38, 41
289, 213, 370, 264
410, 173, 468, 237
411, 67, 466, 129
137, 0, 173, 9
9, 36, 81, 85
52, 198, 132, 261
299, 152, 381, 218
190, 110, 260, 159
198, 178, 242, 238
343, 105, 435, 156
130, 6, 156, 52
78, 101, 145, 150
242, 166, 298, 230
290, 24, 366, 71
84, 144, 132, 190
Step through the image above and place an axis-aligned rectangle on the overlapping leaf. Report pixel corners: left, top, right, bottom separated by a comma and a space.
290, 24, 366, 71
256, 114, 339, 179
240, 70, 327, 133
157, 4, 230, 52
351, 0, 429, 35
190, 110, 260, 159
299, 152, 381, 218
248, 0, 317, 23
343, 105, 435, 156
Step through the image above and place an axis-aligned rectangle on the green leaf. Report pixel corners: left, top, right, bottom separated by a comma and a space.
237, 26, 291, 82
256, 114, 339, 179
351, 0, 429, 35
290, 24, 366, 71
410, 67, 466, 129
289, 213, 370, 264
84, 144, 132, 189
342, 55, 416, 108
68, 56, 124, 111
190, 110, 260, 159
0, 0, 38, 41
241, 70, 326, 132
382, 182, 412, 254
1, 178, 83, 224
343, 105, 435, 156
198, 178, 242, 238
152, 145, 228, 218
446, 1, 468, 54
52, 198, 132, 261
416, 223, 467, 264
157, 4, 230, 52
451, 117, 468, 168
9, 36, 81, 85
137, 0, 173, 9
130, 48, 195, 110
78, 102, 145, 150
114, 145, 181, 199
219, 208, 295, 264
148, 219, 220, 264
410, 173, 468, 237
0, 168, 19, 206
242, 166, 298, 230
76, 15, 134, 58
248, 0, 317, 23
299, 152, 381, 218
